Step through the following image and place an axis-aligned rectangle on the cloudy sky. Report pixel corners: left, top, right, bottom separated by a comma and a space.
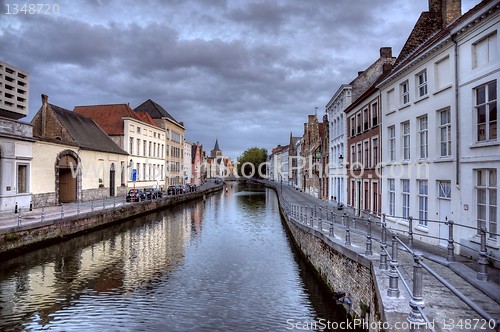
1, 0, 479, 159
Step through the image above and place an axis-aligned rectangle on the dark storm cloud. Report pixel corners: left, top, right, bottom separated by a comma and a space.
0, 0, 480, 159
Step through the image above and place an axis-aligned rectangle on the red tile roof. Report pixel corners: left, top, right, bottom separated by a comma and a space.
74, 103, 159, 135
134, 112, 160, 128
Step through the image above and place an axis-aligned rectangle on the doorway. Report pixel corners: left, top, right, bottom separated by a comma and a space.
58, 154, 78, 203
110, 163, 115, 197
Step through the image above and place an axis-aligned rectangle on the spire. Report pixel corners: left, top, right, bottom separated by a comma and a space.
214, 139, 220, 151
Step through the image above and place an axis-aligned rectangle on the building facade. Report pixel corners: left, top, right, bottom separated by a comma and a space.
134, 99, 185, 186
74, 104, 166, 190
345, 47, 395, 215
326, 84, 351, 205
0, 60, 33, 212
183, 140, 192, 184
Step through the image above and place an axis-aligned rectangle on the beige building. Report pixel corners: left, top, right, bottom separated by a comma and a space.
31, 95, 129, 206
134, 99, 185, 186
74, 104, 166, 190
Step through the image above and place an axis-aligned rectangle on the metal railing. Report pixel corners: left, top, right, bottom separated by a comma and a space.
273, 184, 499, 332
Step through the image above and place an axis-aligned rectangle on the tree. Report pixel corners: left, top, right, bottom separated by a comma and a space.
236, 147, 268, 178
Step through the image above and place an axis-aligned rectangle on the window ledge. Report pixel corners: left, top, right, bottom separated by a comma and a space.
399, 104, 411, 111
433, 157, 454, 163
470, 236, 499, 250
433, 84, 452, 95
386, 110, 397, 116
414, 95, 429, 104
415, 225, 429, 233
469, 141, 500, 149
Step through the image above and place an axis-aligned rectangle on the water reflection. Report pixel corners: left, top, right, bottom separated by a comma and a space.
0, 182, 356, 331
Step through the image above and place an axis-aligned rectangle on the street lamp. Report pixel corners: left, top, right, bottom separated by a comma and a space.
338, 154, 344, 167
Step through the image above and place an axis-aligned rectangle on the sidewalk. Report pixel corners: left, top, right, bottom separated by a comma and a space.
0, 181, 218, 234
263, 180, 500, 330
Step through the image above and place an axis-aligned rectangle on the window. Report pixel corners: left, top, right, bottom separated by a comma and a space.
17, 164, 28, 193
402, 121, 410, 160
356, 113, 361, 134
389, 126, 396, 161
402, 179, 410, 219
475, 81, 497, 142
476, 169, 497, 240
350, 117, 355, 137
372, 102, 379, 127
149, 142, 152, 157
438, 109, 452, 157
400, 80, 410, 105
418, 180, 428, 226
416, 70, 428, 97
137, 127, 141, 134
435, 56, 451, 90
350, 144, 355, 165
438, 181, 451, 199
363, 140, 369, 167
363, 108, 369, 131
129, 137, 134, 154
418, 116, 428, 159
372, 137, 379, 167
143, 141, 147, 157
356, 142, 362, 168
137, 139, 141, 156
388, 179, 395, 216
473, 32, 497, 68
387, 88, 395, 112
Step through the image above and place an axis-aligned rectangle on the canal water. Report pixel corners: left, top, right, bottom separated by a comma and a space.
0, 183, 354, 331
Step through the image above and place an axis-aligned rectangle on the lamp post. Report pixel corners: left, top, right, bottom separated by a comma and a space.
338, 154, 344, 204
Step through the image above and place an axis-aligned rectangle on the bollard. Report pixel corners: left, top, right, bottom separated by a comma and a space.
477, 227, 488, 281
113, 195, 116, 208
60, 204, 64, 218
77, 200, 80, 215
91, 199, 94, 212
447, 219, 455, 262
41, 206, 45, 222
318, 207, 322, 231
329, 212, 335, 237
352, 216, 356, 229
300, 206, 303, 223
17, 208, 22, 226
103, 197, 105, 209
15, 202, 18, 214
379, 214, 388, 270
30, 201, 33, 211
408, 216, 414, 249
387, 233, 400, 297
365, 213, 373, 256
345, 215, 351, 246
408, 253, 426, 331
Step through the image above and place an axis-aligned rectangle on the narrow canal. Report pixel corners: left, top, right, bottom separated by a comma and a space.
0, 183, 354, 331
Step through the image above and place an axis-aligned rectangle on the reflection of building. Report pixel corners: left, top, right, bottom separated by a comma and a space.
74, 104, 165, 190
0, 60, 33, 211
134, 99, 185, 185
31, 95, 129, 206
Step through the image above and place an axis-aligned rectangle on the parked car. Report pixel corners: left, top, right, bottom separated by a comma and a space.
187, 183, 197, 192
167, 185, 178, 195
144, 188, 163, 199
126, 189, 146, 202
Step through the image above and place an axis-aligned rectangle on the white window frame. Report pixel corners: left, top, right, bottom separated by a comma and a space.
418, 180, 428, 226
475, 169, 497, 241
439, 109, 452, 157
388, 179, 395, 217
402, 121, 410, 160
416, 70, 428, 98
475, 80, 497, 142
400, 80, 410, 105
389, 126, 396, 161
418, 115, 428, 159
402, 179, 410, 219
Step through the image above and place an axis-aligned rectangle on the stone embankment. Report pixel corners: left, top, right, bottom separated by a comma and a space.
0, 184, 222, 258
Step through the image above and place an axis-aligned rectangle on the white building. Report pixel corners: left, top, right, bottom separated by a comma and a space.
454, 1, 499, 256
378, 0, 499, 256
296, 138, 302, 190
326, 84, 351, 204
183, 140, 192, 184
0, 60, 32, 212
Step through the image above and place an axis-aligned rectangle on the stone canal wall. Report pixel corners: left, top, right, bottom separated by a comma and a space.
0, 185, 222, 257
283, 216, 381, 324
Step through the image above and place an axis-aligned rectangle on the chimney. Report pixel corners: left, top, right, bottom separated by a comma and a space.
41, 94, 48, 137
429, 0, 461, 27
380, 47, 392, 58
442, 0, 461, 26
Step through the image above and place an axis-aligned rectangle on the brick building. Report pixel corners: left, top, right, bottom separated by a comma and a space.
345, 47, 395, 215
